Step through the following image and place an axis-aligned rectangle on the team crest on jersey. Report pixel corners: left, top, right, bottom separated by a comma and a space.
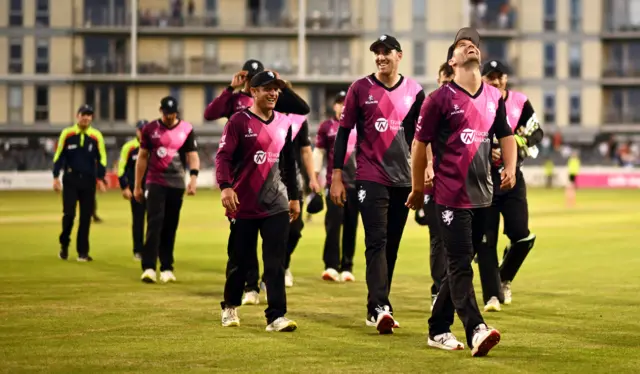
152, 130, 161, 139
358, 188, 366, 203
442, 210, 454, 225
487, 102, 496, 113
365, 95, 378, 105
157, 146, 167, 158
178, 132, 186, 140
404, 95, 413, 108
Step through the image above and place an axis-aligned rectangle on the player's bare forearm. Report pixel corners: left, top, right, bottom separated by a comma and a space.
426, 143, 433, 166
499, 135, 517, 172
411, 140, 427, 191
135, 148, 149, 188
187, 151, 200, 172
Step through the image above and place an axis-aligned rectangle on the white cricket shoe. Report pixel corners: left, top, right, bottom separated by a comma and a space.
428, 332, 465, 351
159, 270, 176, 283
471, 324, 501, 357
340, 271, 355, 282
221, 307, 240, 327
141, 269, 156, 283
266, 317, 297, 332
322, 268, 340, 281
484, 296, 501, 312
284, 268, 294, 287
241, 291, 260, 305
502, 281, 512, 305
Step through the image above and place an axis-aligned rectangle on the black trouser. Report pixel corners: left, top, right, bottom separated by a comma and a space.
236, 199, 303, 292
323, 187, 358, 272
357, 181, 411, 318
284, 198, 304, 270
93, 198, 99, 217
141, 184, 184, 272
429, 205, 486, 349
59, 173, 96, 256
130, 188, 146, 254
479, 169, 530, 298
425, 196, 446, 296
223, 212, 290, 324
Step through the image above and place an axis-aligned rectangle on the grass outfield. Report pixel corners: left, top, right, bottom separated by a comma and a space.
1, 188, 640, 373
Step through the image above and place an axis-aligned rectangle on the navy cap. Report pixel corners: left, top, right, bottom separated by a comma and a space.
160, 96, 178, 114
370, 34, 402, 52
249, 71, 286, 89
306, 192, 324, 214
77, 104, 94, 115
335, 90, 347, 103
482, 60, 510, 76
242, 59, 265, 77
136, 119, 148, 130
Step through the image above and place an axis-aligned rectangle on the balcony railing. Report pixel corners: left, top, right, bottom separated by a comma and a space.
77, 7, 361, 30
469, 2, 517, 30
602, 63, 640, 77
604, 109, 640, 123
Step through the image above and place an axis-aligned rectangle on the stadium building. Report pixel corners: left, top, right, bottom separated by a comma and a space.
0, 0, 639, 168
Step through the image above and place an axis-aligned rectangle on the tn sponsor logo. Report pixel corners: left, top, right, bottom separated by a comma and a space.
460, 128, 490, 145
253, 150, 280, 164
374, 118, 402, 132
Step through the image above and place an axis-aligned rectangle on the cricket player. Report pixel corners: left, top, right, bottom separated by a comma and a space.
204, 59, 310, 301
242, 111, 320, 305
314, 91, 359, 282
118, 120, 148, 260
53, 104, 107, 262
216, 71, 301, 332
415, 62, 454, 311
477, 60, 544, 310
134, 96, 199, 284
407, 27, 516, 357
331, 34, 425, 334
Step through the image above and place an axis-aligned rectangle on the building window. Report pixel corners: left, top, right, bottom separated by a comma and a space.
569, 0, 581, 31
9, 38, 22, 74
247, 40, 293, 74
35, 86, 49, 122
378, 0, 393, 32
569, 43, 581, 78
306, 40, 350, 75
9, 0, 22, 26
203, 40, 218, 74
169, 86, 181, 113
8, 85, 23, 122
482, 39, 508, 63
98, 85, 110, 120
168, 40, 185, 74
413, 42, 425, 76
35, 39, 49, 74
543, 90, 556, 124
35, 0, 49, 27
84, 85, 96, 110
113, 85, 127, 121
544, 0, 556, 31
412, 0, 425, 30
544, 43, 556, 78
569, 91, 581, 125
204, 86, 215, 108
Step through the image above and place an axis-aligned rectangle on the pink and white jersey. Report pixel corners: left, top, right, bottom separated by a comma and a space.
140, 119, 197, 189
339, 74, 424, 187
216, 110, 295, 219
